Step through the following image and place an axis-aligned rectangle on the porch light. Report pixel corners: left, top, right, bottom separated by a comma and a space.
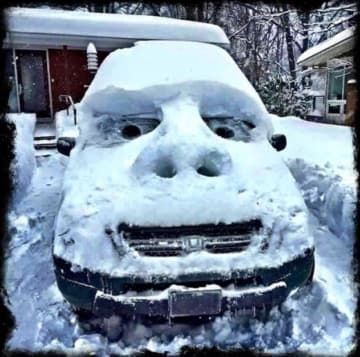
87, 42, 98, 73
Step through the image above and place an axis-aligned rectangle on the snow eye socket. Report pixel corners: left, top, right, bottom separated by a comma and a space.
119, 118, 160, 141
97, 116, 160, 143
122, 124, 141, 139
215, 126, 235, 139
202, 116, 255, 141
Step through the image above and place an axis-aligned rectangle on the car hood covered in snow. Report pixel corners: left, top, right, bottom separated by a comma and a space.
54, 41, 313, 277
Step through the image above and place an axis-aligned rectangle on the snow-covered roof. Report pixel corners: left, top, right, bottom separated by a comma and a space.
4, 7, 230, 50
297, 26, 355, 67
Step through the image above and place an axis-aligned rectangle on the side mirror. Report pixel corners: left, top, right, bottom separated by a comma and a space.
57, 137, 76, 156
270, 134, 287, 151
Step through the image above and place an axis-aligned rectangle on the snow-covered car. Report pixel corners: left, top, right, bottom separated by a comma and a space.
53, 41, 314, 321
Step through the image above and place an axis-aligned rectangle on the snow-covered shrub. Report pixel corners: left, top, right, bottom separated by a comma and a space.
255, 73, 308, 118
7, 113, 36, 205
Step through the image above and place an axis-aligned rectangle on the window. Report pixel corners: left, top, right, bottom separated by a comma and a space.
327, 66, 355, 101
328, 103, 341, 114
328, 68, 345, 100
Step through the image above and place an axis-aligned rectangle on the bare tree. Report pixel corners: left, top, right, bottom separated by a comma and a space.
81, 1, 356, 87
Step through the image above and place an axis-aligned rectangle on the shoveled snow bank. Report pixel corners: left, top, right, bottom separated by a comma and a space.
270, 115, 356, 243
7, 113, 36, 205
288, 159, 355, 244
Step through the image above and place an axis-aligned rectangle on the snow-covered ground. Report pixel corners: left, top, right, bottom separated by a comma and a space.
5, 116, 356, 355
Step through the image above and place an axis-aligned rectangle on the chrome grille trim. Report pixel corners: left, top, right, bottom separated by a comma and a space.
119, 220, 262, 256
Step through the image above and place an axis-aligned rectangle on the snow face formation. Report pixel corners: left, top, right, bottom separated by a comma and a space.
53, 41, 313, 276
7, 113, 36, 206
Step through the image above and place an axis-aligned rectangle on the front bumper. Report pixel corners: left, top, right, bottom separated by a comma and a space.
54, 248, 314, 319
93, 282, 288, 319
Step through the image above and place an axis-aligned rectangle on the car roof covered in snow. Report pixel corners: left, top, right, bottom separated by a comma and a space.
81, 40, 266, 112
4, 7, 230, 50
297, 26, 355, 67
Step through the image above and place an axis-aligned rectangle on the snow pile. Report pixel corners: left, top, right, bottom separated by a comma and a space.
55, 108, 79, 139
270, 115, 355, 174
5, 154, 74, 351
288, 159, 355, 244
82, 41, 265, 110
7, 113, 36, 205
270, 115, 356, 244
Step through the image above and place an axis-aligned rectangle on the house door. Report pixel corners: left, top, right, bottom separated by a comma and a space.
4, 49, 19, 113
16, 50, 51, 119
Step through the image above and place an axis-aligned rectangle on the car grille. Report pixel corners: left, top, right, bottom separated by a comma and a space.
118, 220, 263, 256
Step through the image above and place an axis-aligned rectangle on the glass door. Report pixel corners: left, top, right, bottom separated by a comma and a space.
326, 66, 350, 123
16, 50, 50, 118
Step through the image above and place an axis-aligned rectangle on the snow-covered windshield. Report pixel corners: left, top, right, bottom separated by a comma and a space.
79, 41, 273, 145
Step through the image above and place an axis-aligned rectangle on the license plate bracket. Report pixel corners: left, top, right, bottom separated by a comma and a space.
169, 289, 222, 317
